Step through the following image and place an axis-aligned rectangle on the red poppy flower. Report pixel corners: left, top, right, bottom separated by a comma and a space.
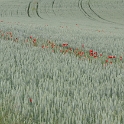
100, 54, 102, 56
33, 38, 36, 43
94, 52, 97, 56
29, 98, 32, 103
80, 52, 84, 55
78, 51, 84, 56
120, 56, 122, 60
90, 53, 93, 56
89, 50, 93, 54
62, 43, 68, 47
42, 45, 45, 48
30, 36, 32, 39
108, 56, 113, 58
105, 60, 108, 63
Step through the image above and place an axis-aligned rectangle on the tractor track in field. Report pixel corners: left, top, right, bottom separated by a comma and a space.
88, 0, 108, 22
1, 0, 124, 26
88, 0, 124, 26
36, 2, 43, 19
27, 1, 43, 19
78, 0, 109, 24
52, 0, 56, 15
78, 0, 96, 21
78, 0, 124, 26
27, 1, 31, 17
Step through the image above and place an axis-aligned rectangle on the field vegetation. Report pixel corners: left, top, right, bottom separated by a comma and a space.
0, 0, 124, 124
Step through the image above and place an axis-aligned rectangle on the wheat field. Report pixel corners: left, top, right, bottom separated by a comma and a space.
0, 0, 124, 124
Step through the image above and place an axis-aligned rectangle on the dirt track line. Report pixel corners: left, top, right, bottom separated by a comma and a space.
78, 0, 95, 21
88, 0, 124, 26
52, 0, 56, 15
88, 0, 113, 23
36, 2, 43, 19
27, 1, 31, 17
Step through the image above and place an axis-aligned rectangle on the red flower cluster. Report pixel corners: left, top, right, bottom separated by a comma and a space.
78, 51, 84, 56
108, 55, 116, 58
62, 43, 68, 47
89, 50, 98, 58
33, 38, 36, 43
89, 49, 93, 56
